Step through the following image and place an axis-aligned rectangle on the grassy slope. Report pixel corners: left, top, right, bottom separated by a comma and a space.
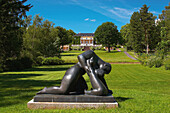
61, 50, 139, 63
0, 64, 169, 113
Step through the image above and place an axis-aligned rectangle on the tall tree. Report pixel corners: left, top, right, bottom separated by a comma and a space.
94, 22, 119, 52
0, 0, 32, 66
56, 26, 70, 50
23, 15, 60, 58
165, 3, 170, 40
130, 12, 144, 53
140, 4, 157, 54
120, 23, 133, 50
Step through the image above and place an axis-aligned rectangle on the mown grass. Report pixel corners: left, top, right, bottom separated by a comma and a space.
0, 64, 169, 113
61, 50, 138, 63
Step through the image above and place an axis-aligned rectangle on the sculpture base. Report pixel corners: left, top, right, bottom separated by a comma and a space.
27, 94, 118, 109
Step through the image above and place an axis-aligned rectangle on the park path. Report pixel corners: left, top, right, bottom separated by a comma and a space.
116, 48, 137, 60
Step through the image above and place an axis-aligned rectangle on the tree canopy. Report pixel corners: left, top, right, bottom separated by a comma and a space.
94, 22, 120, 52
0, 0, 32, 69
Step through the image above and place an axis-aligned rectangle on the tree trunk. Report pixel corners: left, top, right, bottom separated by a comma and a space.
108, 45, 110, 52
146, 43, 149, 54
145, 29, 149, 54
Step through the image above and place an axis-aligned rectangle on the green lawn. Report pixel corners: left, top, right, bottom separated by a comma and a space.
0, 64, 169, 113
61, 50, 139, 63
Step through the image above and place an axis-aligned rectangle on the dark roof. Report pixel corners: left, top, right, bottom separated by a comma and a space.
74, 33, 94, 36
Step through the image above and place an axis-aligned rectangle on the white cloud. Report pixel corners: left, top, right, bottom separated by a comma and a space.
90, 19, 96, 22
84, 18, 89, 21
84, 18, 96, 22
114, 7, 133, 15
150, 11, 161, 15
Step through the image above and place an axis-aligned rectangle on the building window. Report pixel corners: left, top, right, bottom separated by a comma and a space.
86, 41, 88, 44
86, 37, 87, 39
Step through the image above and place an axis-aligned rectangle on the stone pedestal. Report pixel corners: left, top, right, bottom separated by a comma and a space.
27, 94, 118, 109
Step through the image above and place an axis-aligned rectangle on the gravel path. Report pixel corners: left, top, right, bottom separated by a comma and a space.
117, 48, 137, 60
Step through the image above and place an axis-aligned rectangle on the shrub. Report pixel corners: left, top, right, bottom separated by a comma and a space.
90, 46, 95, 51
0, 64, 3, 72
164, 58, 170, 70
100, 47, 105, 51
42, 57, 64, 65
139, 54, 163, 68
4, 56, 33, 71
154, 57, 163, 68
147, 56, 156, 68
116, 45, 121, 48
72, 46, 81, 51
36, 56, 44, 65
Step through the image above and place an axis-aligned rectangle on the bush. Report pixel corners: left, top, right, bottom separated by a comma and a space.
42, 57, 64, 65
0, 64, 3, 72
154, 57, 163, 68
100, 47, 105, 51
71, 46, 81, 51
4, 56, 33, 71
164, 58, 170, 70
90, 46, 95, 51
36, 56, 44, 65
139, 54, 163, 68
116, 45, 121, 48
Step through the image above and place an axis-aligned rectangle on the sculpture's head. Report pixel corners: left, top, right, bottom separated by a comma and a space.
101, 63, 111, 74
95, 63, 111, 77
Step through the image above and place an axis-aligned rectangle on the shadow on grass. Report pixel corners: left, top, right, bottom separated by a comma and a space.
61, 54, 77, 56
22, 67, 70, 72
0, 73, 62, 107
114, 97, 132, 102
0, 74, 43, 80
109, 51, 123, 53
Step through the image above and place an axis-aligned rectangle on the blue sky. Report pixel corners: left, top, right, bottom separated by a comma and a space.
26, 0, 169, 33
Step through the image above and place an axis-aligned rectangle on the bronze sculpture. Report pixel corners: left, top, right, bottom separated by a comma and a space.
37, 50, 112, 96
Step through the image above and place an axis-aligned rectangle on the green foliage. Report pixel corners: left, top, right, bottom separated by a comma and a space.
164, 58, 170, 70
90, 46, 95, 51
116, 45, 121, 48
72, 36, 80, 44
147, 56, 163, 68
124, 4, 160, 53
130, 12, 145, 53
71, 46, 81, 50
42, 57, 64, 65
120, 23, 132, 47
94, 22, 120, 52
3, 56, 33, 71
0, 0, 32, 68
0, 64, 3, 72
23, 15, 60, 58
156, 40, 170, 58
57, 26, 73, 48
139, 53, 165, 68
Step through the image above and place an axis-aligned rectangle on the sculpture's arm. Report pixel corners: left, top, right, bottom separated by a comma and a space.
77, 50, 95, 73
85, 59, 108, 96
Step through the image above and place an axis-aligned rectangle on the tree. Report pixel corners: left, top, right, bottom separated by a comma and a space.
140, 4, 157, 54
165, 3, 170, 40
56, 26, 72, 50
0, 0, 32, 68
94, 22, 119, 52
130, 12, 144, 53
120, 23, 133, 50
23, 15, 61, 59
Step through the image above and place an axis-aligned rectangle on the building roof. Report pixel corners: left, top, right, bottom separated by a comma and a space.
74, 33, 94, 36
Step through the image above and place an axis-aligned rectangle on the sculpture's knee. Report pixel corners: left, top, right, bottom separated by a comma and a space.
97, 87, 108, 96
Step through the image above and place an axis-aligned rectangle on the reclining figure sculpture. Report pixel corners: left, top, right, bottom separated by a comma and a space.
37, 50, 112, 96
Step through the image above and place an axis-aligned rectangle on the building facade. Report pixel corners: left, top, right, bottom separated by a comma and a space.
74, 33, 94, 46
